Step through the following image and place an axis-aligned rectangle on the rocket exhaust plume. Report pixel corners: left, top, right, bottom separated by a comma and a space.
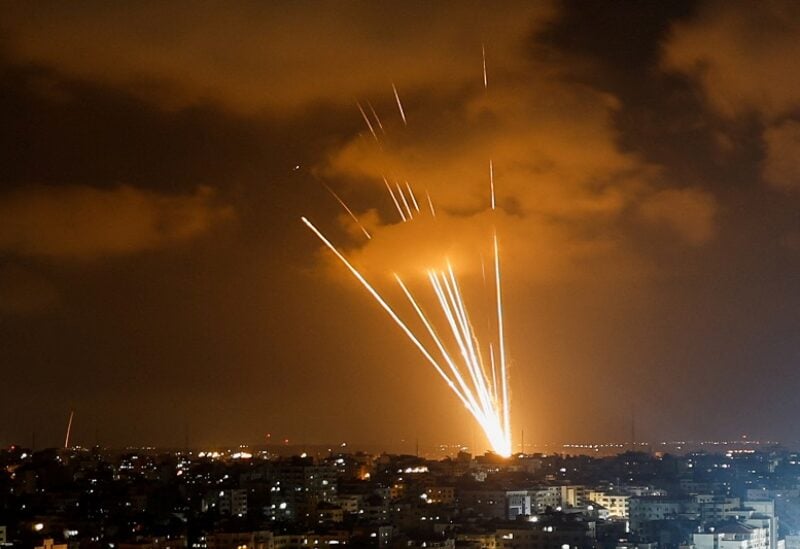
303, 179, 512, 456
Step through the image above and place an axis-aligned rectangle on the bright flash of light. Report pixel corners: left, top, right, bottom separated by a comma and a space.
302, 181, 512, 456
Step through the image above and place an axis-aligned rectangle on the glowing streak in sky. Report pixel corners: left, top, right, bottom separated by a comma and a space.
301, 217, 471, 409
319, 180, 372, 239
395, 275, 481, 413
64, 410, 74, 449
357, 102, 379, 142
395, 181, 414, 220
482, 44, 488, 89
392, 83, 407, 125
489, 343, 498, 403
405, 181, 421, 212
490, 160, 495, 210
425, 190, 436, 217
494, 232, 510, 442
384, 177, 406, 222
367, 101, 385, 135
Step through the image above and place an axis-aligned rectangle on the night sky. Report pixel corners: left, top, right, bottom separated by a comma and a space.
1, 1, 800, 451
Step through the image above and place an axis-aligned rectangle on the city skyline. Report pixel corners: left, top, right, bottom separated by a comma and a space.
2, 2, 800, 450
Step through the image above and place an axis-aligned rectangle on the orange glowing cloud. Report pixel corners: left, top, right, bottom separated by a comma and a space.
0, 184, 233, 259
0, 2, 555, 113
319, 55, 716, 286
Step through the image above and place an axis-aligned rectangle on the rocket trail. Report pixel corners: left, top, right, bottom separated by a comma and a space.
367, 101, 386, 135
425, 190, 437, 217
489, 161, 496, 210
489, 344, 498, 404
383, 177, 407, 222
395, 181, 414, 220
494, 232, 510, 443
392, 83, 407, 126
302, 211, 513, 456
357, 102, 379, 142
482, 44, 488, 89
317, 180, 372, 240
405, 182, 421, 213
395, 275, 482, 416
64, 410, 74, 449
301, 217, 474, 412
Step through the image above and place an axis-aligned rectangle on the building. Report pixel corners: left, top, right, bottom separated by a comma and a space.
315, 502, 344, 524
694, 523, 769, 549
529, 487, 564, 511
273, 461, 338, 517
459, 489, 507, 519
507, 491, 532, 519
118, 537, 187, 549
219, 489, 248, 517
696, 496, 741, 523
629, 497, 689, 533
206, 531, 274, 549
587, 491, 630, 519
34, 540, 69, 549
726, 501, 780, 549
495, 521, 595, 549
426, 486, 456, 505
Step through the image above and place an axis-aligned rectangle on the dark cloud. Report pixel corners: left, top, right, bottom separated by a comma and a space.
0, 184, 232, 258
663, 0, 800, 194
0, 263, 58, 315
663, 1, 800, 120
638, 188, 716, 246
763, 120, 800, 191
